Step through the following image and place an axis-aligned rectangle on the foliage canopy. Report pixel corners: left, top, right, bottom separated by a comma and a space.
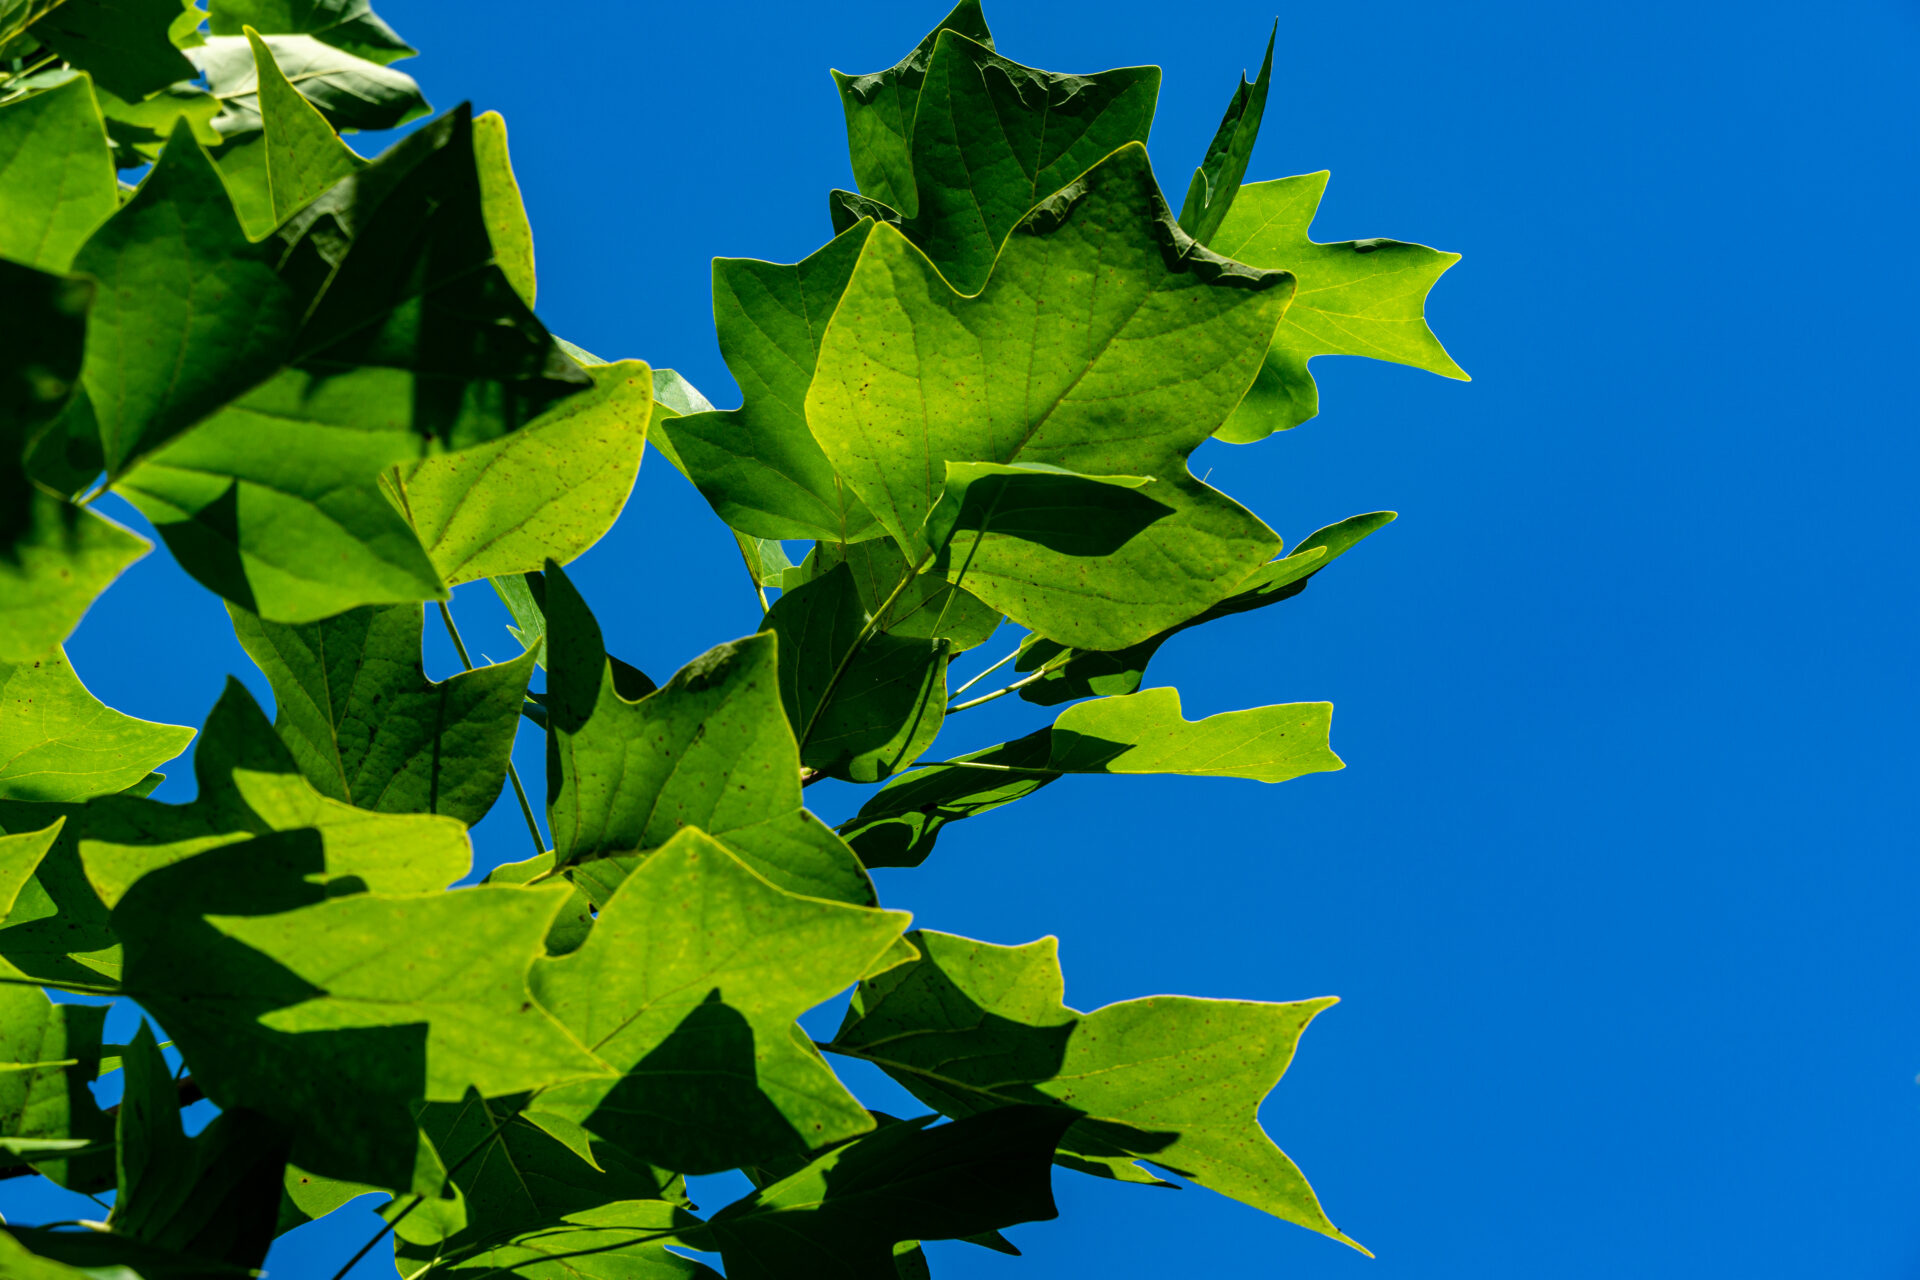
0, 0, 1463, 1274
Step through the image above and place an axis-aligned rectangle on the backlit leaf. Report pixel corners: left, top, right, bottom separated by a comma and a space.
247, 27, 362, 222
0, 494, 148, 665
1208, 171, 1467, 441
194, 33, 428, 136
806, 143, 1290, 650
830, 930, 1365, 1250
208, 0, 416, 65
473, 109, 534, 308
0, 646, 194, 803
32, 0, 197, 100
527, 828, 909, 1175
0, 952, 115, 1190
411, 1199, 718, 1280
0, 75, 118, 271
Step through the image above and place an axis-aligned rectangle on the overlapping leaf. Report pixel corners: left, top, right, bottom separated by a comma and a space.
527, 828, 909, 1175
1176, 24, 1274, 245
806, 142, 1291, 650
0, 647, 194, 803
829, 930, 1364, 1250
0, 938, 115, 1190
194, 33, 428, 137
228, 600, 534, 826
0, 76, 119, 272
208, 0, 417, 65
544, 563, 875, 906
245, 28, 362, 222
31, 0, 196, 100
1208, 171, 1468, 441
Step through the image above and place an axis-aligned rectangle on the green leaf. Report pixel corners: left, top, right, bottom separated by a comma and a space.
1015, 511, 1395, 706
208, 0, 415, 65
391, 1091, 686, 1270
736, 534, 791, 589
115, 838, 608, 1188
691, 1105, 1075, 1280
839, 689, 1342, 868
74, 121, 302, 474
109, 1022, 290, 1270
490, 570, 547, 668
0, 798, 121, 984
0, 75, 119, 271
1176, 23, 1274, 245
246, 26, 362, 223
836, 727, 1051, 870
32, 0, 197, 100
0, 1227, 254, 1279
195, 33, 428, 135
526, 827, 909, 1175
2, 258, 95, 506
798, 536, 999, 653
228, 600, 536, 826
878, 29, 1158, 293
474, 109, 534, 308
392, 361, 652, 586
544, 564, 876, 906
208, 130, 275, 237
484, 851, 591, 955
95, 81, 225, 169
0, 0, 63, 46
225, 768, 471, 892
655, 222, 883, 543
0, 646, 194, 803
806, 143, 1291, 650
0, 494, 149, 665
1208, 171, 1468, 441
411, 1199, 718, 1280
763, 561, 950, 783
831, 0, 994, 215
0, 818, 59, 915
0, 953, 115, 1190
830, 931, 1365, 1251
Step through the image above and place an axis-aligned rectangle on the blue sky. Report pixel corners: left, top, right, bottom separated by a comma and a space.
13, 1, 1919, 1276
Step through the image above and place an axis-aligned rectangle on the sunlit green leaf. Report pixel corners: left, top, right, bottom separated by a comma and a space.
0, 948, 115, 1190
95, 81, 225, 169
473, 109, 534, 307
195, 33, 427, 136
807, 143, 1290, 650
0, 646, 194, 803
208, 0, 415, 65
763, 561, 949, 783
830, 930, 1365, 1251
228, 600, 534, 825
689, 1105, 1074, 1280
246, 26, 362, 222
544, 564, 875, 906
0, 494, 148, 665
527, 828, 909, 1175
0, 75, 118, 271
1208, 171, 1468, 441
797, 536, 999, 653
413, 1199, 718, 1280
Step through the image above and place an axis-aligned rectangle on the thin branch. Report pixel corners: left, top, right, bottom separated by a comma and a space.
950, 646, 1019, 699
947, 652, 1074, 713
434, 599, 547, 858
733, 536, 773, 614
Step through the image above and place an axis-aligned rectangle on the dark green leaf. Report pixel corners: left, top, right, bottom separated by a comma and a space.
0, 646, 195, 803
227, 600, 535, 826
32, 0, 196, 100
195, 32, 427, 135
763, 561, 949, 783
410, 1199, 718, 1280
654, 222, 883, 543
692, 1106, 1075, 1280
1209, 172, 1467, 441
799, 536, 999, 653
208, 0, 415, 65
882, 29, 1158, 293
837, 728, 1051, 870
246, 26, 362, 223
95, 81, 225, 170
831, 0, 993, 215
830, 931, 1364, 1250
544, 563, 876, 906
0, 494, 148, 665
807, 143, 1290, 650
0, 940, 115, 1190
1176, 23, 1274, 245
0, 75, 119, 271
0, 1227, 255, 1279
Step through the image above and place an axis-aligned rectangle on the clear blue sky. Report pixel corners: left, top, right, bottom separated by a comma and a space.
20, 1, 1920, 1276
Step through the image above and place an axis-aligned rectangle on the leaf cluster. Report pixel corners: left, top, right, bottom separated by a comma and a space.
0, 0, 1464, 1275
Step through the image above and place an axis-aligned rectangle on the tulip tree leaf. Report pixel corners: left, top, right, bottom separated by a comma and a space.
655, 223, 884, 544
0, 76, 119, 272
74, 122, 303, 475
195, 33, 428, 136
689, 1105, 1076, 1280
0, 957, 116, 1190
227, 600, 534, 827
864, 27, 1159, 294
1208, 172, 1468, 442
839, 689, 1341, 869
806, 143, 1290, 650
246, 27, 363, 223
762, 561, 950, 783
209, 0, 417, 66
473, 109, 534, 308
0, 495, 149, 665
410, 1199, 718, 1280
32, 0, 198, 100
543, 564, 875, 907
1015, 511, 1396, 706
0, 647, 195, 803
829, 931, 1365, 1251
795, 536, 1000, 653
115, 841, 608, 1188
527, 828, 911, 1176
391, 361, 652, 586
0, 799, 122, 985
490, 570, 547, 668
831, 0, 994, 216
0, 1228, 254, 1279
1176, 23, 1274, 246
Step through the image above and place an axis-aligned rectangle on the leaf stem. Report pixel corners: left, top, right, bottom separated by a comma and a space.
0, 975, 120, 998
796, 546, 934, 751
947, 653, 1073, 714
901, 758, 1061, 774
327, 1124, 505, 1280
733, 536, 772, 614
434, 599, 547, 858
950, 646, 1019, 699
